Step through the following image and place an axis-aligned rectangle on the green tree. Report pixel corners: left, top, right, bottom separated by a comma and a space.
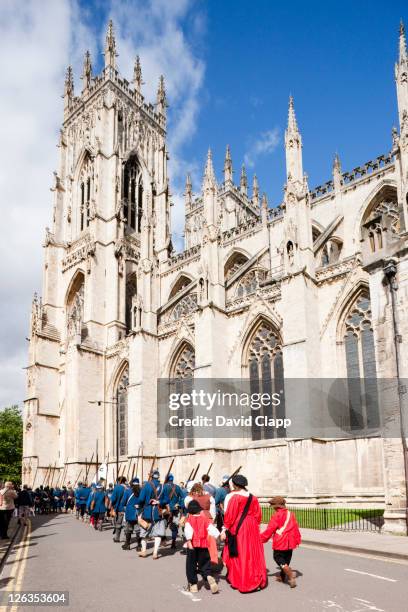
0, 405, 23, 484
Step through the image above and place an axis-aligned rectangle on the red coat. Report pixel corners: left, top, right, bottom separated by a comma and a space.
222, 492, 267, 593
186, 514, 211, 548
261, 508, 301, 550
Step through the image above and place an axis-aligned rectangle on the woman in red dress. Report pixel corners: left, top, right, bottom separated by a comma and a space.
221, 474, 267, 593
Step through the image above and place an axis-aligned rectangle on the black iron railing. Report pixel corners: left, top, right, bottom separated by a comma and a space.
261, 505, 384, 532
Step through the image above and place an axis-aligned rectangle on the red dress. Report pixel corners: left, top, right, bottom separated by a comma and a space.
222, 492, 267, 593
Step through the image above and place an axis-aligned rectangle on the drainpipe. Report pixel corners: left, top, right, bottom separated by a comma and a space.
383, 259, 408, 532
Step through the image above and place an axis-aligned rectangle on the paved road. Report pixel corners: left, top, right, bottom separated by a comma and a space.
1, 513, 407, 611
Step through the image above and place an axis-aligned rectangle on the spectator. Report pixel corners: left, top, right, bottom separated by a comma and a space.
0, 481, 18, 539
17, 484, 33, 526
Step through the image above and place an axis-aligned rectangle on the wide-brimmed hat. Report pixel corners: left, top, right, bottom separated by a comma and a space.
231, 474, 248, 488
268, 496, 286, 508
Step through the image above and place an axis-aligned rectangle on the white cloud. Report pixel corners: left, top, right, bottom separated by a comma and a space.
244, 128, 280, 168
0, 0, 205, 406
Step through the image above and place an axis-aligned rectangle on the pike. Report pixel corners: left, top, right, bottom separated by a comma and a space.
135, 446, 141, 479
164, 457, 175, 483
191, 463, 200, 481
50, 462, 57, 487
225, 465, 242, 486
32, 459, 39, 489
148, 455, 157, 481
41, 464, 50, 487
73, 468, 82, 487
85, 453, 94, 483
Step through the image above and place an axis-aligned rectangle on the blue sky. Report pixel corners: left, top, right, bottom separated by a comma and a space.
0, 0, 406, 407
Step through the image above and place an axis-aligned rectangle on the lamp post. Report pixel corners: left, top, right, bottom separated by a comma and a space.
88, 399, 119, 481
384, 260, 408, 532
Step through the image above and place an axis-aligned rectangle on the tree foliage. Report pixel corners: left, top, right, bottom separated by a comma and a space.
0, 405, 23, 484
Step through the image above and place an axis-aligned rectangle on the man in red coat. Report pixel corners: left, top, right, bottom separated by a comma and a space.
260, 496, 301, 588
221, 474, 267, 593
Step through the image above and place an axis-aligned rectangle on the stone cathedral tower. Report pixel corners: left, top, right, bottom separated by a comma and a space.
23, 21, 408, 534
24, 21, 171, 484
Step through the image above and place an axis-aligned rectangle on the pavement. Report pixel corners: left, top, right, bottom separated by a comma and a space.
0, 513, 407, 612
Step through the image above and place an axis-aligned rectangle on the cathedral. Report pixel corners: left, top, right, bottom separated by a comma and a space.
23, 21, 408, 534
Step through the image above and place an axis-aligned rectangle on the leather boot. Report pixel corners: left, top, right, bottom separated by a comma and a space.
122, 532, 131, 550
282, 565, 296, 588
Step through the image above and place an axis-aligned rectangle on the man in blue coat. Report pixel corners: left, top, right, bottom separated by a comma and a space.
91, 483, 108, 531
214, 475, 230, 531
75, 482, 91, 521
163, 474, 184, 549
137, 470, 170, 559
122, 477, 142, 551
110, 476, 128, 542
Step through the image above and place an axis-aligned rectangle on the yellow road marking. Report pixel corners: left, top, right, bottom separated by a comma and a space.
4, 520, 31, 612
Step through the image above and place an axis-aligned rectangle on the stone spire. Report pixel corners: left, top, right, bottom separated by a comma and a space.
81, 50, 92, 93
285, 95, 303, 183
252, 174, 259, 207
156, 75, 167, 115
203, 148, 216, 189
63, 66, 74, 113
240, 164, 248, 196
104, 19, 117, 69
332, 153, 342, 192
396, 20, 408, 125
185, 173, 193, 207
133, 55, 143, 92
224, 145, 233, 184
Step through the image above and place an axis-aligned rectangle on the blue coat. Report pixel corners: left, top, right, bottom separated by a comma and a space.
163, 483, 183, 512
76, 486, 91, 505
124, 489, 141, 522
92, 490, 107, 514
110, 484, 127, 512
215, 485, 229, 507
138, 479, 169, 522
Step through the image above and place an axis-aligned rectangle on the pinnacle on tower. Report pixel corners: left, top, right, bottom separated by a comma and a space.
203, 148, 216, 188
261, 192, 268, 224
399, 19, 407, 62
185, 173, 193, 205
333, 152, 341, 173
261, 192, 268, 209
81, 50, 92, 92
240, 164, 248, 195
157, 75, 167, 114
133, 55, 144, 92
224, 145, 233, 183
64, 66, 74, 98
287, 95, 299, 133
104, 19, 117, 69
252, 174, 259, 206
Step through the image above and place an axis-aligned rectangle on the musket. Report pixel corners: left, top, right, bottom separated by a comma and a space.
164, 457, 175, 483
191, 463, 200, 481
50, 462, 57, 488
148, 455, 156, 481
41, 464, 50, 487
73, 468, 82, 488
225, 465, 242, 486
135, 446, 141, 479
206, 463, 213, 477
32, 459, 39, 489
85, 453, 94, 483
186, 467, 194, 483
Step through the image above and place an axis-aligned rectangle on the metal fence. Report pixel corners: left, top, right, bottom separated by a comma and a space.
261, 505, 384, 532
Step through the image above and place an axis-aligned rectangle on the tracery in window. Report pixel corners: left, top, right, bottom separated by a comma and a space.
123, 155, 143, 232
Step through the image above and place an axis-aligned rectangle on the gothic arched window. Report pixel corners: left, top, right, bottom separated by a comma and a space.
123, 156, 143, 232
79, 156, 93, 232
362, 191, 399, 253
116, 366, 129, 458
343, 292, 379, 430
246, 321, 285, 440
224, 252, 248, 282
170, 343, 195, 449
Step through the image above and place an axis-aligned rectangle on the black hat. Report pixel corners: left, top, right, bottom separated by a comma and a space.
187, 500, 202, 515
231, 474, 248, 488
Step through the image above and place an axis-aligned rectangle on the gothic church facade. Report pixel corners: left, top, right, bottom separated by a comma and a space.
23, 22, 408, 534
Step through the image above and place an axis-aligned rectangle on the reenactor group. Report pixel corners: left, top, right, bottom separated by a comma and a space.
67, 465, 301, 595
